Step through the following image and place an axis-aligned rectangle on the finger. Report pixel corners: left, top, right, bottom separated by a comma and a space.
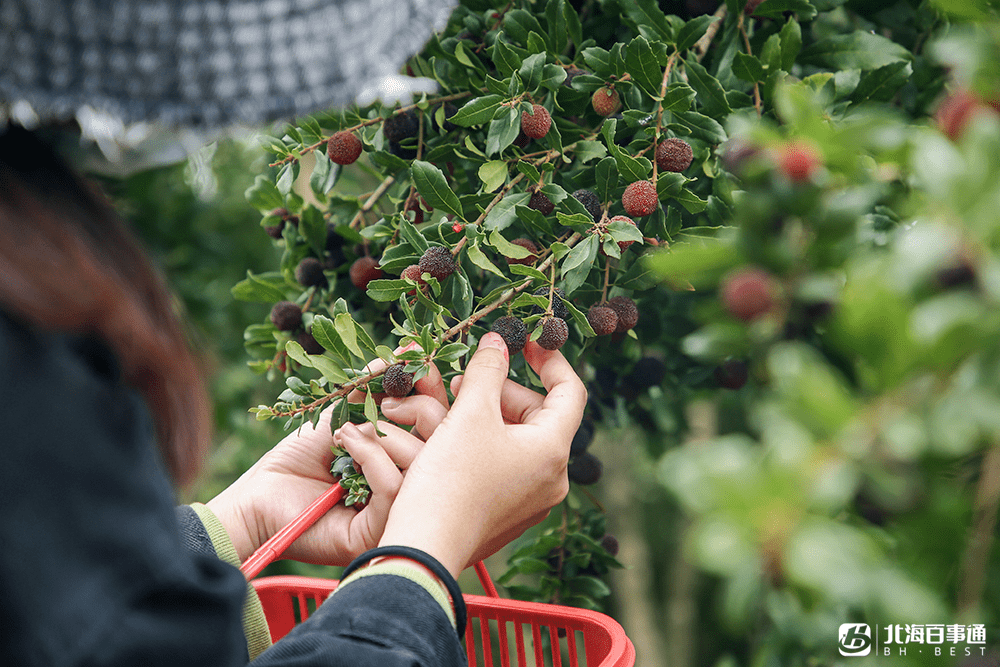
342, 420, 425, 469
451, 375, 544, 425
380, 394, 449, 439
413, 358, 449, 408
336, 423, 403, 535
448, 332, 509, 420
521, 341, 587, 431
347, 357, 390, 403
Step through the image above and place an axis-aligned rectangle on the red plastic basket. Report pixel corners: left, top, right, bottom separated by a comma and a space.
252, 574, 635, 667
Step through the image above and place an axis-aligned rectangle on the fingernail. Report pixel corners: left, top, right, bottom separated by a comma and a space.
480, 331, 509, 362
381, 397, 401, 411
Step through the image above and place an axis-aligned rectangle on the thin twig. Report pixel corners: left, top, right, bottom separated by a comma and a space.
694, 4, 728, 62
349, 176, 396, 230
958, 444, 1000, 617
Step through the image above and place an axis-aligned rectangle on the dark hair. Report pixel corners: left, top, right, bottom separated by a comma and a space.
0, 126, 209, 486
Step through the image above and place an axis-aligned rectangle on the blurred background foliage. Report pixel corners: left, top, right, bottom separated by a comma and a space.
97, 0, 1000, 665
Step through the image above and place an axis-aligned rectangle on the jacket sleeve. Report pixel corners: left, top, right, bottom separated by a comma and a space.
251, 573, 466, 667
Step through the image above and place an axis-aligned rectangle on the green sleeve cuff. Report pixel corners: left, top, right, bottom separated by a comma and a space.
189, 503, 273, 659
333, 560, 457, 628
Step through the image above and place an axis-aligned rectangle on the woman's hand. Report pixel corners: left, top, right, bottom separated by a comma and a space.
376, 333, 588, 578
207, 347, 448, 566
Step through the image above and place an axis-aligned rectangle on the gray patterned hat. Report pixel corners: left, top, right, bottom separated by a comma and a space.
0, 0, 456, 130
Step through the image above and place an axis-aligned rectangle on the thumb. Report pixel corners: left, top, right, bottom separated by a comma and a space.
450, 332, 509, 419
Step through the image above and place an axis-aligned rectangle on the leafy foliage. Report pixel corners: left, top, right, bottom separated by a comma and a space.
231, 0, 1000, 663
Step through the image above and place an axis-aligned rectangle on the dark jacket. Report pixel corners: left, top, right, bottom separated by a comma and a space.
0, 309, 463, 666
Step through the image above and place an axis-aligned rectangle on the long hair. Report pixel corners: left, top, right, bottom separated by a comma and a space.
0, 126, 209, 487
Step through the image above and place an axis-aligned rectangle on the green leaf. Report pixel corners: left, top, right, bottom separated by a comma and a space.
479, 160, 508, 193
483, 192, 531, 231
733, 52, 766, 83
398, 215, 429, 254
595, 157, 619, 203
232, 271, 289, 303
275, 162, 296, 196
489, 230, 533, 259
363, 388, 385, 437
545, 0, 568, 54
449, 95, 505, 127
450, 271, 473, 319
673, 110, 727, 144
574, 140, 608, 164
616, 0, 672, 41
311, 315, 351, 362
334, 313, 365, 359
684, 59, 732, 118
625, 36, 666, 97
779, 17, 802, 71
581, 47, 611, 74
516, 160, 541, 181
673, 187, 709, 213
676, 15, 719, 53
750, 0, 817, 20
486, 106, 521, 157
562, 234, 599, 275
365, 279, 410, 302
662, 82, 697, 113
309, 151, 340, 200
300, 205, 327, 257
466, 242, 506, 277
509, 264, 548, 281
540, 64, 568, 90
504, 9, 545, 47
412, 160, 464, 221
800, 32, 912, 71
610, 144, 652, 183
245, 175, 284, 212
284, 340, 314, 370
519, 52, 546, 92
435, 342, 470, 364
492, 36, 522, 77
848, 62, 912, 106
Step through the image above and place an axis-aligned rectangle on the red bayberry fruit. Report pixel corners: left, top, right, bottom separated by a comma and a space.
715, 359, 749, 389
744, 0, 766, 14
587, 305, 618, 336
592, 86, 621, 117
297, 329, 325, 355
622, 181, 658, 217
720, 267, 779, 321
382, 363, 414, 398
536, 316, 569, 351
327, 131, 362, 165
777, 141, 821, 183
655, 137, 694, 173
418, 246, 456, 281
295, 257, 328, 289
607, 296, 638, 332
270, 301, 303, 331
491, 315, 528, 355
935, 88, 998, 140
528, 189, 555, 215
521, 104, 551, 139
349, 257, 383, 290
